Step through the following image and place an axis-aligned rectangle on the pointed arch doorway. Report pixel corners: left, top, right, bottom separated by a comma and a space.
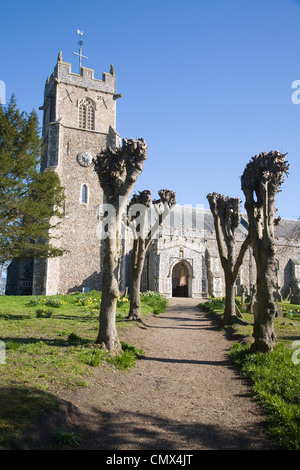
171, 260, 193, 297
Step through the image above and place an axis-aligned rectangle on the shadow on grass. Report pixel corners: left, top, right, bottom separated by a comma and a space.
0, 311, 98, 323
197, 305, 252, 343
52, 313, 98, 322
2, 336, 92, 348
0, 386, 58, 450
0, 313, 32, 320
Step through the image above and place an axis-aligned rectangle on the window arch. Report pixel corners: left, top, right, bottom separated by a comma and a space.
81, 184, 88, 204
78, 98, 95, 130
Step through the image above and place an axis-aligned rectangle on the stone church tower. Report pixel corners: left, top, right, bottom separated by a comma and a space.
33, 52, 121, 295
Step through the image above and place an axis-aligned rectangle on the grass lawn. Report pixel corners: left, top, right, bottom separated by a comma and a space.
199, 297, 300, 450
0, 290, 167, 449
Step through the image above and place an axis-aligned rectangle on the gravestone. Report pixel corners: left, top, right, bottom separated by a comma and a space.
240, 284, 246, 309
275, 303, 283, 318
291, 261, 300, 304
274, 286, 282, 302
247, 284, 256, 314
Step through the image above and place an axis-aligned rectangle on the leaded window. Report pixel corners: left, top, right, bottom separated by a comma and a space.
78, 98, 95, 130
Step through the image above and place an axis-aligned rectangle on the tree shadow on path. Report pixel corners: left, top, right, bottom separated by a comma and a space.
20, 402, 274, 450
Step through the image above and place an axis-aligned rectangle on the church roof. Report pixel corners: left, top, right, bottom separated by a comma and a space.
274, 218, 300, 239
166, 205, 300, 240
238, 213, 300, 240
166, 205, 248, 236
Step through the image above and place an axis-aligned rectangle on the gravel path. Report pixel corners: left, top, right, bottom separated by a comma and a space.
22, 298, 276, 450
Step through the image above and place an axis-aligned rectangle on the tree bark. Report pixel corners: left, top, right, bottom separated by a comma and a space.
128, 238, 146, 321
93, 138, 147, 353
127, 189, 176, 321
207, 192, 250, 324
224, 271, 236, 324
241, 150, 289, 352
96, 213, 122, 354
251, 247, 277, 352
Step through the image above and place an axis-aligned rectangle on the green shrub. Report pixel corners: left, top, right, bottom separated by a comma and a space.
141, 291, 168, 314
30, 297, 67, 308
282, 307, 300, 319
29, 297, 47, 306
108, 342, 144, 370
73, 296, 101, 310
53, 429, 81, 447
200, 297, 225, 313
79, 348, 108, 367
46, 298, 67, 308
36, 308, 53, 318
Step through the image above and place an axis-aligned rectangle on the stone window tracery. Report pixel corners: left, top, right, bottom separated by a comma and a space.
78, 98, 95, 130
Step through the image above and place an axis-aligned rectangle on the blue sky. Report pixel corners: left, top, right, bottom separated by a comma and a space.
2, 0, 300, 219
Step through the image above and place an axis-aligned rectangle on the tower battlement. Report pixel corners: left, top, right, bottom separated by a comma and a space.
44, 52, 117, 98
40, 52, 121, 172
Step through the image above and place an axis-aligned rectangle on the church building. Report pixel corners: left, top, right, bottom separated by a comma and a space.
5, 53, 300, 301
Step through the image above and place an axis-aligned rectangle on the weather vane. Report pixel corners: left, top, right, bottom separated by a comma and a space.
73, 29, 88, 72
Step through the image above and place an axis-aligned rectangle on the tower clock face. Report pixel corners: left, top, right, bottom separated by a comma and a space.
77, 151, 93, 167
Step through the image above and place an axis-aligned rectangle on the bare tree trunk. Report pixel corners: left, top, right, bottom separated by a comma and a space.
128, 239, 146, 321
251, 243, 277, 352
127, 189, 176, 321
207, 192, 250, 324
241, 150, 289, 353
96, 220, 122, 353
93, 138, 147, 354
224, 271, 236, 324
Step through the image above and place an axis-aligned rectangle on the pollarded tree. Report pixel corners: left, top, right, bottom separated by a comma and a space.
207, 192, 251, 324
127, 188, 176, 321
127, 189, 152, 322
241, 150, 289, 353
93, 138, 147, 354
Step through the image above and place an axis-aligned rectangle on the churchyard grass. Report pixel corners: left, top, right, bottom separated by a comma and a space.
199, 297, 300, 450
0, 291, 163, 449
140, 291, 168, 315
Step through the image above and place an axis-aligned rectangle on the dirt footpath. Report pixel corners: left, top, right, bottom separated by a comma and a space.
22, 298, 276, 450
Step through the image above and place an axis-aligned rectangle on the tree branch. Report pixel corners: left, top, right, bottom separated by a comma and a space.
232, 233, 251, 281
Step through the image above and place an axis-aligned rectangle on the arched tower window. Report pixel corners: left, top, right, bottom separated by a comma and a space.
78, 98, 95, 130
81, 184, 88, 204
